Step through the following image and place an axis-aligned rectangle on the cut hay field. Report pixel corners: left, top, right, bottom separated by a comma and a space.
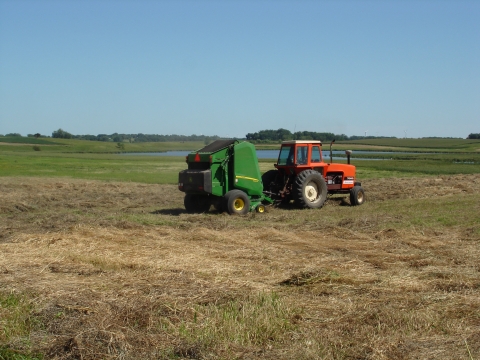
1, 174, 479, 359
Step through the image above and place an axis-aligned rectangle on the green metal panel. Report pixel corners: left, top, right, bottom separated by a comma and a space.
233, 142, 263, 196
210, 146, 230, 196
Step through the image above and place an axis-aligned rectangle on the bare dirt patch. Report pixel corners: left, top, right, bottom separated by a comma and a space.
1, 175, 479, 359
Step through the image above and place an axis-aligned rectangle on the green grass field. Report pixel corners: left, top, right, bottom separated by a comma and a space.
1, 138, 479, 183
0, 137, 205, 153
0, 136, 62, 145
0, 152, 186, 183
336, 137, 480, 152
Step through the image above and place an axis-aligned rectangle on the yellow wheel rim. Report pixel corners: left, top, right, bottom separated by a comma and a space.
257, 205, 265, 213
234, 198, 245, 211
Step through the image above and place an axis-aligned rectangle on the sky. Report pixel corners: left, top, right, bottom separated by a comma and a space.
0, 0, 478, 139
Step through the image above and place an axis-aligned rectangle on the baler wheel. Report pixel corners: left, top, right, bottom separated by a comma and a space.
294, 170, 327, 209
224, 190, 250, 215
256, 204, 266, 213
350, 185, 366, 206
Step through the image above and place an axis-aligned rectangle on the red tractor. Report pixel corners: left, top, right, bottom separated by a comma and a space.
262, 140, 365, 208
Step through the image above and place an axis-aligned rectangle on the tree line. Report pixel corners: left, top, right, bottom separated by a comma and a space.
51, 128, 394, 142
50, 129, 221, 143
1, 129, 477, 141
245, 128, 396, 142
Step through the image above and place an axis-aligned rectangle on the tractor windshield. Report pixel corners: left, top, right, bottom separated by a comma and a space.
278, 145, 294, 165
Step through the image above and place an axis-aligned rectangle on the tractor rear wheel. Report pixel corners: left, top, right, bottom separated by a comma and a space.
350, 185, 365, 206
294, 170, 327, 209
224, 190, 250, 215
184, 194, 211, 213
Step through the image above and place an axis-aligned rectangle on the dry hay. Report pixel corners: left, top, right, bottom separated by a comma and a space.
363, 173, 479, 201
0, 174, 479, 359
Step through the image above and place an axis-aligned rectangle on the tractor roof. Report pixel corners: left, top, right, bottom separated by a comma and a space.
281, 140, 322, 145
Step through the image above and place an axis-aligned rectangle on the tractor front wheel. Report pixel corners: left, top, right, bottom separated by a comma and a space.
294, 170, 327, 209
184, 194, 211, 213
350, 185, 366, 206
224, 190, 250, 215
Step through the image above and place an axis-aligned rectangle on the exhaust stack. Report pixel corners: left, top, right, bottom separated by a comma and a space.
329, 139, 335, 163
345, 150, 352, 164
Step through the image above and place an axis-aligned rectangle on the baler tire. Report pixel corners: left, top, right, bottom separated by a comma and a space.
294, 170, 327, 209
224, 190, 250, 215
350, 185, 366, 206
256, 204, 266, 213
184, 194, 211, 213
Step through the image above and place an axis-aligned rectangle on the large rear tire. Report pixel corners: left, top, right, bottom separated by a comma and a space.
294, 170, 327, 209
224, 190, 250, 215
350, 185, 365, 206
184, 194, 211, 213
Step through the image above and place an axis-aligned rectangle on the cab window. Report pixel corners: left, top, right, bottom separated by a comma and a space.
296, 146, 308, 165
311, 146, 322, 163
278, 146, 294, 165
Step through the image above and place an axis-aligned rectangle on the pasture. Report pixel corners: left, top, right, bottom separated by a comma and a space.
0, 138, 479, 359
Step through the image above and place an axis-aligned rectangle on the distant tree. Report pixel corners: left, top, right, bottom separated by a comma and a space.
246, 128, 293, 141
97, 134, 110, 142
35, 133, 41, 138
112, 133, 124, 142
52, 128, 73, 139
116, 142, 125, 151
6, 133, 22, 137
247, 128, 351, 142
467, 133, 480, 139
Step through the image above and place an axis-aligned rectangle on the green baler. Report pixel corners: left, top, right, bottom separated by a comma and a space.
178, 139, 273, 214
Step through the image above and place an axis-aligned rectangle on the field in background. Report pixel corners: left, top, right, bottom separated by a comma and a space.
0, 137, 205, 153
337, 137, 480, 152
1, 136, 479, 153
1, 138, 479, 359
0, 138, 479, 183
255, 137, 480, 153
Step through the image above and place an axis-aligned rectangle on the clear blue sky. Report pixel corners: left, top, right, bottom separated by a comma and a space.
0, 0, 478, 139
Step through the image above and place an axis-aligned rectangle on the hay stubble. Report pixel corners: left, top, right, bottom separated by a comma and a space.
1, 175, 479, 359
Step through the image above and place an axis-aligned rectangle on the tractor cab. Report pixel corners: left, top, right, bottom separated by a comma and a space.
275, 140, 323, 169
